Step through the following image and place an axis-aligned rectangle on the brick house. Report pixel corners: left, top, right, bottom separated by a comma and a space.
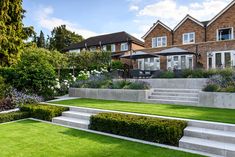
64, 31, 144, 60
139, 0, 235, 71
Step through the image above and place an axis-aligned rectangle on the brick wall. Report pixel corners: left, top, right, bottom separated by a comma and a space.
207, 4, 235, 41
144, 24, 173, 48
174, 19, 206, 45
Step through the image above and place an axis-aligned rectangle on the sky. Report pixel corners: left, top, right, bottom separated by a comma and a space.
22, 0, 233, 40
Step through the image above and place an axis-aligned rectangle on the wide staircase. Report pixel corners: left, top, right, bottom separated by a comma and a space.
180, 121, 235, 157
147, 88, 200, 105
52, 107, 101, 129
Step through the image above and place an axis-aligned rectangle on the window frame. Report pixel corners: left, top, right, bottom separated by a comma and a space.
152, 36, 167, 48
182, 32, 195, 45
217, 27, 234, 41
120, 42, 128, 51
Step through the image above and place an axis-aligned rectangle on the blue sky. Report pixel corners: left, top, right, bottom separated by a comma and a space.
22, 0, 232, 39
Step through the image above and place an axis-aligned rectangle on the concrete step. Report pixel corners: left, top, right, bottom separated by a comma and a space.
153, 88, 200, 93
62, 111, 94, 120
69, 107, 105, 114
148, 95, 199, 101
147, 98, 198, 105
151, 92, 199, 97
52, 116, 90, 129
188, 121, 235, 132
179, 136, 235, 157
184, 126, 235, 144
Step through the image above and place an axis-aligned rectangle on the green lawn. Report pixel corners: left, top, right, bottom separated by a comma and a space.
0, 120, 202, 157
52, 98, 235, 124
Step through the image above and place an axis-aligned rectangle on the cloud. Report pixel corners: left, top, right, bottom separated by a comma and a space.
138, 0, 232, 28
35, 6, 97, 38
129, 5, 139, 11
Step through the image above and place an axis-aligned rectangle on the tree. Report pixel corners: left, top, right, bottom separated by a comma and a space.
49, 25, 84, 52
36, 31, 46, 48
0, 0, 33, 66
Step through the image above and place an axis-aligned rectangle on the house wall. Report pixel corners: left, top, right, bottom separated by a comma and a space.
174, 19, 206, 45
132, 43, 144, 50
144, 24, 173, 48
207, 4, 235, 41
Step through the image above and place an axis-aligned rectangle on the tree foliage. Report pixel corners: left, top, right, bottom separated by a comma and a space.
0, 0, 33, 66
49, 25, 84, 52
36, 31, 46, 48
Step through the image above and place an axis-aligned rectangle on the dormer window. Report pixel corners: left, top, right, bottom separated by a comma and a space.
217, 28, 233, 41
152, 36, 167, 48
183, 32, 195, 44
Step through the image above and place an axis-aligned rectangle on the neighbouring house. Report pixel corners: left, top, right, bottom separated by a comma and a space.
139, 0, 235, 71
64, 31, 144, 60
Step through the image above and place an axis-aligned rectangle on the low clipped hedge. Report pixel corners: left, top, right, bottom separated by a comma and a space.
0, 111, 29, 123
20, 104, 69, 121
89, 113, 187, 146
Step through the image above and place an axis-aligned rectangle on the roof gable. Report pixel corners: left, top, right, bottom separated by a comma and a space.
173, 15, 205, 31
207, 0, 235, 26
142, 20, 172, 39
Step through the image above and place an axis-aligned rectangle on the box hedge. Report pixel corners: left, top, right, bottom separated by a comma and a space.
20, 104, 69, 121
89, 113, 187, 146
0, 111, 29, 123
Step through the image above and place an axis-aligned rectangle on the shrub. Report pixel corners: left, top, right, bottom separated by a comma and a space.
203, 84, 220, 92
123, 81, 150, 90
159, 71, 175, 78
0, 76, 6, 99
111, 80, 130, 89
111, 60, 124, 70
89, 113, 187, 146
0, 111, 29, 123
13, 48, 57, 99
0, 97, 15, 112
20, 104, 69, 121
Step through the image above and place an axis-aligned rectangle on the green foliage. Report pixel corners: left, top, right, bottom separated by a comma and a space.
159, 71, 175, 78
203, 84, 220, 92
0, 0, 33, 66
89, 113, 187, 146
35, 30, 46, 48
111, 60, 124, 70
49, 25, 83, 51
20, 104, 69, 121
13, 48, 57, 99
0, 111, 29, 123
0, 76, 6, 98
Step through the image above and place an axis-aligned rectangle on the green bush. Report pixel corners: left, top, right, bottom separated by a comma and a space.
159, 71, 175, 78
20, 104, 69, 121
111, 60, 124, 70
0, 76, 6, 99
203, 84, 220, 92
89, 113, 187, 146
0, 111, 29, 123
123, 81, 150, 90
13, 48, 57, 99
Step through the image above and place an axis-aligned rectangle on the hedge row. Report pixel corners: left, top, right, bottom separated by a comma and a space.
20, 104, 69, 121
89, 113, 187, 146
0, 111, 29, 123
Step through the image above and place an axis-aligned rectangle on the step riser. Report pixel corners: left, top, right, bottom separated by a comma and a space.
188, 121, 235, 132
179, 141, 235, 157
148, 96, 198, 101
147, 99, 198, 105
70, 107, 104, 114
151, 92, 199, 97
184, 130, 235, 144
62, 112, 91, 120
153, 90, 199, 93
52, 119, 89, 129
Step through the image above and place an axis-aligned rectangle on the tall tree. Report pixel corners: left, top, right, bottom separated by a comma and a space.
49, 25, 84, 52
0, 0, 32, 66
36, 30, 45, 48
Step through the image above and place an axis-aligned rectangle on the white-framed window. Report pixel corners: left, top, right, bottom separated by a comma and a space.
138, 57, 160, 70
90, 47, 96, 51
217, 27, 234, 41
183, 32, 195, 44
207, 51, 235, 69
69, 49, 80, 53
167, 55, 194, 70
152, 36, 167, 48
105, 44, 116, 52
121, 43, 128, 51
